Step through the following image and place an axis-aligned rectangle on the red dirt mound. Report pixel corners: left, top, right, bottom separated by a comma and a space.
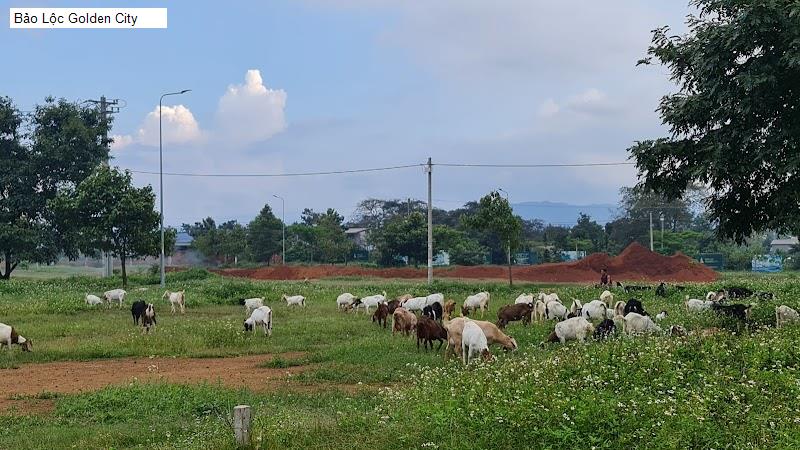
216, 242, 717, 283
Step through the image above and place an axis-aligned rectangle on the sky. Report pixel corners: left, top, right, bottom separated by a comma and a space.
2, 0, 691, 227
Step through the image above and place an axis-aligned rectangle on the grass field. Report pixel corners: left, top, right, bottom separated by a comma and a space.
1, 269, 800, 449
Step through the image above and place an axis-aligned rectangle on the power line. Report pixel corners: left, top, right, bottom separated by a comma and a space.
126, 160, 635, 178
128, 163, 425, 178
436, 162, 634, 168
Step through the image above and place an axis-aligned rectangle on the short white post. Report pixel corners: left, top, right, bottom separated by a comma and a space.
233, 405, 251, 447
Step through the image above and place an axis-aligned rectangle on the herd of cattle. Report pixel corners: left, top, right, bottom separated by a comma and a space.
2, 284, 798, 365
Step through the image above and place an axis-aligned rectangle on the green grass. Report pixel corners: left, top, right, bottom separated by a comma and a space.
1, 270, 800, 448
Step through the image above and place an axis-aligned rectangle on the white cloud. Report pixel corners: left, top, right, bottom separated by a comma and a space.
565, 88, 617, 115
537, 99, 560, 118
215, 69, 287, 146
110, 134, 133, 151
536, 88, 619, 121
136, 105, 204, 147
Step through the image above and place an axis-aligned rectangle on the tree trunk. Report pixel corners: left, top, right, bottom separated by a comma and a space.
507, 243, 513, 286
1, 253, 17, 280
121, 254, 127, 288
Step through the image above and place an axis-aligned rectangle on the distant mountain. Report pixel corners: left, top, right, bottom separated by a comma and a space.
512, 201, 618, 226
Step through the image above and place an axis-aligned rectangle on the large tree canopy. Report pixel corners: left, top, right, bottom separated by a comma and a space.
630, 0, 800, 242
0, 96, 109, 279
52, 167, 170, 287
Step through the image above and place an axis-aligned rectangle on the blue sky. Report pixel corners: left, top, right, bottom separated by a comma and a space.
2, 0, 690, 226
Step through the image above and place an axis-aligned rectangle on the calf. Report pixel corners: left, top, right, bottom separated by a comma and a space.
372, 302, 389, 329
416, 316, 447, 351
496, 303, 533, 328
131, 300, 147, 325
423, 302, 443, 321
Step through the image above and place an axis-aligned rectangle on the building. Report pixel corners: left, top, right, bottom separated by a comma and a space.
770, 237, 798, 253
169, 231, 202, 266
345, 227, 370, 250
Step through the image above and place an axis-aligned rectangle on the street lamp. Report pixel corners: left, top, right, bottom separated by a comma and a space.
159, 89, 191, 288
273, 194, 285, 265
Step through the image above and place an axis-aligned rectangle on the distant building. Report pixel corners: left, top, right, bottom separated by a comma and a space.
770, 237, 798, 253
345, 227, 370, 250
169, 231, 202, 266
433, 251, 450, 266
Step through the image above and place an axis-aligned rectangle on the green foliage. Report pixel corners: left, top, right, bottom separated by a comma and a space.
464, 191, 522, 283
247, 204, 283, 264
434, 226, 487, 265
51, 166, 166, 287
372, 212, 427, 266
2, 274, 800, 448
631, 1, 800, 242
0, 96, 109, 279
185, 217, 248, 265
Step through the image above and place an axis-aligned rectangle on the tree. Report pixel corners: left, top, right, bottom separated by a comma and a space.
373, 212, 427, 267
248, 205, 283, 264
52, 167, 169, 287
434, 225, 487, 265
314, 209, 352, 263
570, 213, 606, 252
464, 191, 522, 285
286, 223, 318, 262
1, 96, 110, 279
631, 1, 800, 242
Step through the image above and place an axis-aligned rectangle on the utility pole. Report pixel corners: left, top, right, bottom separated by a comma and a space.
426, 158, 433, 285
86, 96, 120, 278
649, 211, 654, 251
273, 195, 285, 265
660, 215, 665, 251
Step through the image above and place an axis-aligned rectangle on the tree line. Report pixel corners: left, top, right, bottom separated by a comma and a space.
1, 96, 172, 285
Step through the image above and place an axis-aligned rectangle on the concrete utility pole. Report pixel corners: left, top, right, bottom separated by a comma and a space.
426, 157, 433, 285
649, 211, 654, 251
159, 90, 191, 288
86, 96, 120, 278
273, 195, 285, 265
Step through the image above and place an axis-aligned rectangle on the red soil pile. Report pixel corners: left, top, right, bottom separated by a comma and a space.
216, 242, 717, 283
